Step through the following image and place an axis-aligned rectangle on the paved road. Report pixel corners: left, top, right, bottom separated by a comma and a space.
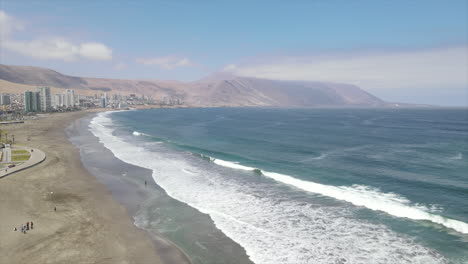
0, 147, 46, 178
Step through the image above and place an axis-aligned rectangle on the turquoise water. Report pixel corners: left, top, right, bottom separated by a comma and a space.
92, 108, 468, 263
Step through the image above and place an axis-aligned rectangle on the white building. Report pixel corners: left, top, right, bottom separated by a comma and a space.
64, 89, 76, 108
36, 87, 51, 112
0, 94, 11, 105
52, 94, 64, 109
101, 97, 107, 108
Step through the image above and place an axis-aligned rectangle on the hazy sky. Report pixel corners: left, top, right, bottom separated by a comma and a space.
1, 0, 467, 106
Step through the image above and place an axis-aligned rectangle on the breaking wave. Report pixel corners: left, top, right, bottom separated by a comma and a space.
450, 153, 463, 160
133, 131, 150, 136
89, 112, 452, 264
208, 157, 468, 234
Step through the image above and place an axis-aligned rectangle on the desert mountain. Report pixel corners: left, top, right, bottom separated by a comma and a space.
0, 65, 87, 88
0, 64, 385, 107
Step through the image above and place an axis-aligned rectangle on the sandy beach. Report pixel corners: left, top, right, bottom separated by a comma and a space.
0, 111, 190, 264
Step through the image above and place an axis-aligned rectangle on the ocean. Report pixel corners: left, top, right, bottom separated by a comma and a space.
88, 107, 468, 264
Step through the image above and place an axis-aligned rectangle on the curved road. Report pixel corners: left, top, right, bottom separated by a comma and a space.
0, 147, 46, 178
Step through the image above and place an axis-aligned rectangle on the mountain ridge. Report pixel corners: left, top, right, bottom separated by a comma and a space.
0, 64, 386, 107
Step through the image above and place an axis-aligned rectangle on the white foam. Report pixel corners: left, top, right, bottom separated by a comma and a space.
213, 159, 256, 171
133, 131, 150, 137
211, 156, 468, 235
260, 171, 468, 234
450, 153, 463, 160
203, 148, 468, 235
309, 153, 328, 160
89, 112, 449, 264
182, 168, 198, 175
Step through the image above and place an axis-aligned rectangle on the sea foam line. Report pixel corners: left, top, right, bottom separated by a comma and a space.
211, 157, 468, 234
90, 111, 468, 235
89, 112, 449, 264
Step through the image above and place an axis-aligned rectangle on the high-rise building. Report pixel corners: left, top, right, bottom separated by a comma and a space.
24, 91, 41, 112
64, 89, 75, 108
37, 86, 51, 112
32, 92, 41, 112
24, 91, 33, 112
0, 94, 11, 105
101, 97, 107, 108
52, 94, 64, 109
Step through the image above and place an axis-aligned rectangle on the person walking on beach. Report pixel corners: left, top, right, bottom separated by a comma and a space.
54, 206, 56, 212
31, 221, 34, 229
22, 224, 26, 234
145, 180, 147, 186
26, 222, 29, 230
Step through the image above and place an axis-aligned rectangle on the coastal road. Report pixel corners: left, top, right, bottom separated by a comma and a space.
0, 147, 46, 178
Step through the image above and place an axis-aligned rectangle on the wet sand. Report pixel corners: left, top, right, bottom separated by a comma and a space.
69, 111, 255, 264
0, 111, 190, 264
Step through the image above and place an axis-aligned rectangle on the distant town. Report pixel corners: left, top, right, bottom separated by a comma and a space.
0, 87, 184, 121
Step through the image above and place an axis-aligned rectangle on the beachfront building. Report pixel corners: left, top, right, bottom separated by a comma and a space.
0, 94, 11, 105
52, 94, 64, 109
24, 91, 41, 112
37, 87, 52, 112
64, 89, 76, 108
101, 97, 107, 108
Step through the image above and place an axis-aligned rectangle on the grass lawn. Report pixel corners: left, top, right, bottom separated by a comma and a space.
11, 154, 31, 161
12, 149, 29, 155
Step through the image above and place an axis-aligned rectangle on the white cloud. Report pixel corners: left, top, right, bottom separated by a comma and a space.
223, 46, 468, 91
0, 10, 112, 61
0, 10, 23, 37
78, 42, 112, 60
3, 38, 79, 61
136, 56, 192, 69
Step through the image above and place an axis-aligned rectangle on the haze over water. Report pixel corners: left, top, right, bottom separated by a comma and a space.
88, 108, 468, 264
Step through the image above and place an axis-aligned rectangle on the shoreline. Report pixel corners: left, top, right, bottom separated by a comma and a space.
68, 112, 193, 264
0, 110, 190, 264
72, 111, 254, 264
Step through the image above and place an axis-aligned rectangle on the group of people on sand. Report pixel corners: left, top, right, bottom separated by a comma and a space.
14, 221, 33, 234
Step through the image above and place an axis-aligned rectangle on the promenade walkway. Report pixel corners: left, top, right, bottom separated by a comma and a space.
0, 147, 46, 179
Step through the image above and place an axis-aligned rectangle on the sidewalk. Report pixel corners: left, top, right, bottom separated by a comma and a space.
0, 147, 46, 179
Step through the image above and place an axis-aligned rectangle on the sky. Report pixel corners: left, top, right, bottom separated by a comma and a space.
0, 0, 467, 106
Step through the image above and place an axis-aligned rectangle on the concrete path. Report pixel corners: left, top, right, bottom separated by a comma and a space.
0, 147, 46, 179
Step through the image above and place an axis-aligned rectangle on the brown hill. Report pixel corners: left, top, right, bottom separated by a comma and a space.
189, 77, 383, 107
0, 65, 87, 88
0, 64, 385, 107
